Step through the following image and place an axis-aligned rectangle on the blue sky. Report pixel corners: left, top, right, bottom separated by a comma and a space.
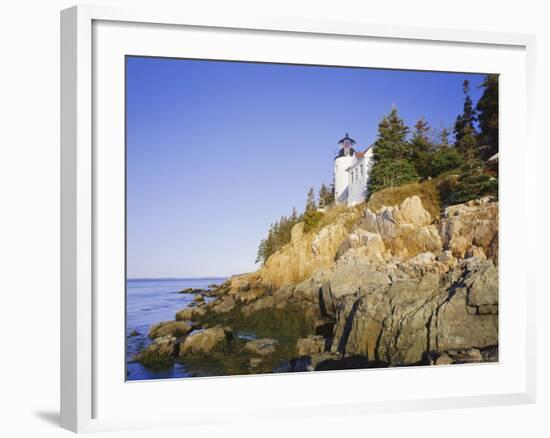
126, 56, 485, 278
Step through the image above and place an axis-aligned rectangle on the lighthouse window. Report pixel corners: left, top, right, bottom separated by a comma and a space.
360, 164, 364, 177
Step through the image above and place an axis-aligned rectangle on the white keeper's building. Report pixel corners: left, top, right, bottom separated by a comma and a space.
334, 133, 374, 207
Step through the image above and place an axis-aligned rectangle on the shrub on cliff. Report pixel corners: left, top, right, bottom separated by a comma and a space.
366, 181, 441, 220
439, 172, 498, 205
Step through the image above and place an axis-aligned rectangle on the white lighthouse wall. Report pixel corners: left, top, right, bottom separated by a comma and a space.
334, 155, 355, 204
347, 150, 374, 207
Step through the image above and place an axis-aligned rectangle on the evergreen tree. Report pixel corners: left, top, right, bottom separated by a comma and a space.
476, 74, 499, 159
255, 210, 302, 264
305, 187, 316, 211
454, 80, 477, 144
429, 147, 464, 177
318, 183, 335, 207
439, 127, 450, 147
454, 80, 478, 159
369, 108, 419, 192
410, 118, 434, 178
303, 187, 322, 232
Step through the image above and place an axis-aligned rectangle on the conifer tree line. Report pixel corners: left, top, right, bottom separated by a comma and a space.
256, 182, 334, 264
369, 74, 499, 198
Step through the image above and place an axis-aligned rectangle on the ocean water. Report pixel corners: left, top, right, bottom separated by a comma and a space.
126, 277, 226, 381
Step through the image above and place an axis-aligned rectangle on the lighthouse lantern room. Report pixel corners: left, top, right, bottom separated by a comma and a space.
334, 133, 357, 204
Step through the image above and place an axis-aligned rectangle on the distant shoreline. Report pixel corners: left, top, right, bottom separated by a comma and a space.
127, 276, 228, 282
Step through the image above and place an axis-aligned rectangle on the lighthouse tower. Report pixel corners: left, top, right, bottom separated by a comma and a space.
334, 133, 356, 204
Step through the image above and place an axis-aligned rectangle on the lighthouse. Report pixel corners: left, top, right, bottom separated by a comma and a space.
334, 133, 356, 204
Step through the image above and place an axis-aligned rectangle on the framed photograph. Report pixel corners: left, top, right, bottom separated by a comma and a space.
61, 5, 536, 433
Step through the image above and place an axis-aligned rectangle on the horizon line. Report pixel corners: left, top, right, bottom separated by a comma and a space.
127, 275, 230, 282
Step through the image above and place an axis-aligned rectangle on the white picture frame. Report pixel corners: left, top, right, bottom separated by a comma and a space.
61, 4, 537, 433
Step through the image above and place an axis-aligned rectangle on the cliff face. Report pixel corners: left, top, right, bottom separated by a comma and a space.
258, 209, 360, 288
225, 195, 499, 367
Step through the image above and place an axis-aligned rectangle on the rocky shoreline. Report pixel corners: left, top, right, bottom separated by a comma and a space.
132, 195, 499, 376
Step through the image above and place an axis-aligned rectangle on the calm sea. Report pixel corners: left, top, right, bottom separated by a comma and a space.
126, 277, 226, 381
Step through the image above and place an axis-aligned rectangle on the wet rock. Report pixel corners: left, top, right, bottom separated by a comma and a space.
134, 336, 177, 368
296, 335, 326, 356
241, 296, 275, 317
175, 306, 207, 321
236, 288, 266, 304
446, 347, 483, 363
244, 338, 279, 356
435, 352, 453, 365
178, 288, 205, 294
129, 329, 140, 337
149, 320, 194, 339
179, 326, 233, 356
211, 296, 235, 314
249, 357, 263, 368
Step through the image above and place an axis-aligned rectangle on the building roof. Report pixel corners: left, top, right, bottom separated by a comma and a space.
338, 133, 356, 144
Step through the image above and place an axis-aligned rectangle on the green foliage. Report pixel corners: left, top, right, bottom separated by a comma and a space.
455, 123, 478, 159
439, 127, 451, 147
318, 182, 335, 207
369, 108, 419, 191
369, 158, 419, 192
303, 186, 323, 232
255, 208, 300, 265
184, 304, 315, 376
429, 147, 464, 177
454, 80, 477, 145
256, 185, 333, 264
302, 209, 323, 233
437, 159, 498, 205
410, 118, 435, 178
372, 108, 411, 161
305, 187, 317, 211
476, 74, 499, 159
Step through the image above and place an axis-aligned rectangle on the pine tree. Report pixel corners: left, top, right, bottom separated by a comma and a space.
373, 108, 411, 161
454, 80, 478, 159
454, 80, 477, 144
476, 74, 499, 159
305, 187, 316, 211
440, 127, 450, 147
369, 108, 419, 192
303, 187, 322, 232
410, 118, 434, 178
318, 183, 335, 207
